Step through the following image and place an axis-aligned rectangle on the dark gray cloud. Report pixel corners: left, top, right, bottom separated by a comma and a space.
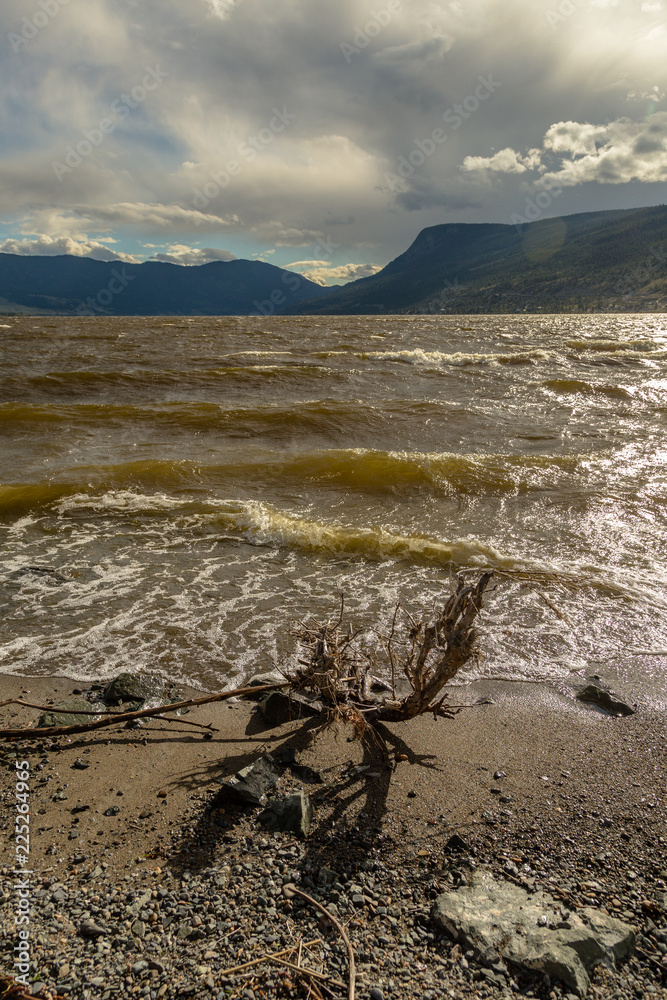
1, 0, 666, 273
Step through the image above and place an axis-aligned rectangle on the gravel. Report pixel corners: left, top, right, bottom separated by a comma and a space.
2, 795, 667, 1000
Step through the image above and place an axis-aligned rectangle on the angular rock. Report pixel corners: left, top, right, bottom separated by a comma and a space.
103, 672, 168, 706
576, 684, 634, 717
242, 671, 289, 698
257, 691, 321, 727
432, 867, 635, 996
258, 791, 313, 837
213, 755, 280, 807
79, 920, 109, 938
38, 699, 105, 728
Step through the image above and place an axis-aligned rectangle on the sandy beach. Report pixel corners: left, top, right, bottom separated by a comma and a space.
1, 673, 666, 999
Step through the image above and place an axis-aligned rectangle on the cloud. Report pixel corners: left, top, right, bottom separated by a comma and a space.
148, 244, 237, 265
461, 114, 667, 188
0, 0, 666, 261
285, 260, 382, 285
0, 234, 138, 262
462, 147, 542, 174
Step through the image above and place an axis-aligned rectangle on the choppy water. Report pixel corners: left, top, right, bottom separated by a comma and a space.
1, 314, 667, 705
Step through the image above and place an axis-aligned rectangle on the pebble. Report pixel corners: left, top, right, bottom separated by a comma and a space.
2, 745, 665, 1000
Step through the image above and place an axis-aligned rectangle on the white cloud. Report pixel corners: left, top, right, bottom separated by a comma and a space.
1, 0, 667, 260
0, 234, 138, 262
461, 114, 667, 188
286, 260, 383, 285
148, 244, 237, 265
461, 147, 541, 174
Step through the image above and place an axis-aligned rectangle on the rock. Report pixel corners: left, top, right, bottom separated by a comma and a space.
576, 684, 634, 717
213, 756, 280, 807
257, 691, 320, 727
258, 791, 313, 837
79, 920, 109, 938
445, 834, 468, 852
432, 866, 635, 996
288, 758, 325, 783
38, 699, 105, 728
242, 672, 289, 698
103, 672, 169, 706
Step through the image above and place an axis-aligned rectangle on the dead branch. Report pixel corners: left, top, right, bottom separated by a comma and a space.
0, 681, 288, 740
290, 887, 356, 1000
288, 572, 493, 728
217, 939, 323, 978
1, 572, 493, 742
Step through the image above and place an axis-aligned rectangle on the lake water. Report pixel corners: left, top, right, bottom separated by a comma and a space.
1, 314, 666, 706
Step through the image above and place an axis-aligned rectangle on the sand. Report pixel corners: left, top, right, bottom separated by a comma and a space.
0, 673, 665, 877
1, 673, 666, 999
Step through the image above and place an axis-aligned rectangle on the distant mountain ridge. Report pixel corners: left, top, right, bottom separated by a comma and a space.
1, 205, 666, 316
289, 205, 667, 314
0, 254, 330, 315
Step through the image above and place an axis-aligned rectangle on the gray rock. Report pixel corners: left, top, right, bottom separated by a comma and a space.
103, 672, 169, 706
242, 672, 289, 698
576, 684, 634, 716
213, 756, 280, 807
258, 691, 320, 727
432, 867, 635, 996
38, 699, 105, 728
79, 920, 109, 938
258, 791, 313, 837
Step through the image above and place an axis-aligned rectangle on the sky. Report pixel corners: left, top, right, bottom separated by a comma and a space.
1, 0, 666, 285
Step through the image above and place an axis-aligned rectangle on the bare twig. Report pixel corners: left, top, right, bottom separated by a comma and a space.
291, 887, 356, 1000
270, 956, 346, 990
217, 938, 322, 978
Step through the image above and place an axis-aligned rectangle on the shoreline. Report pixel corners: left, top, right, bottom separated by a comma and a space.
1, 673, 666, 999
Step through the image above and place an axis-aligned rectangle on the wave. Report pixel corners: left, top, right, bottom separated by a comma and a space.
541, 379, 633, 399
565, 339, 661, 352
0, 364, 335, 397
214, 501, 515, 567
313, 348, 553, 366
0, 399, 452, 437
0, 449, 588, 519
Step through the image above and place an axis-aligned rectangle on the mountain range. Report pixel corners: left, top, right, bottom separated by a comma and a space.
1, 205, 666, 316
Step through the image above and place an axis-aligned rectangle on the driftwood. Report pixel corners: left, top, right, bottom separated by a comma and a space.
0, 682, 289, 740
290, 572, 493, 730
0, 573, 492, 742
